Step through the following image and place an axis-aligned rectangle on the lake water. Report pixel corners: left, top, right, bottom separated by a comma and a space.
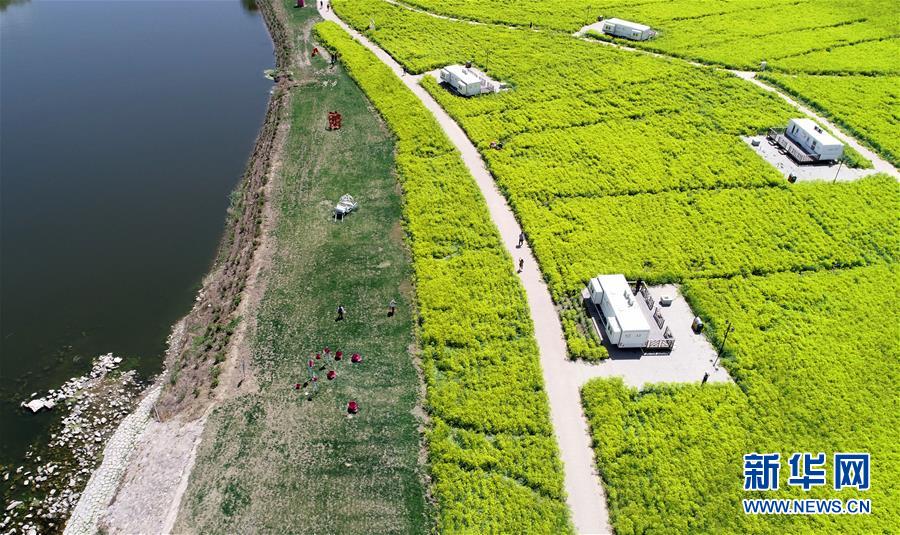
0, 0, 273, 468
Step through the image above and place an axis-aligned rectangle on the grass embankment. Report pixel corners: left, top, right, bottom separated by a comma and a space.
154, 0, 294, 419
174, 3, 430, 533
314, 21, 571, 534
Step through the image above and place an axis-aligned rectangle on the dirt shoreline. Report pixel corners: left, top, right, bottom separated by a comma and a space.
62, 1, 293, 532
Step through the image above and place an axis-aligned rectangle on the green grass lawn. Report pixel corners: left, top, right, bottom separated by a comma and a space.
173, 4, 431, 533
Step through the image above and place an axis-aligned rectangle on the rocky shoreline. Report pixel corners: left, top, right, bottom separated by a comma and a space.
2, 2, 290, 533
2, 354, 146, 535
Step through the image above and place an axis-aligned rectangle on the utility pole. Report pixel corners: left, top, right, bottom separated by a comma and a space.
832, 158, 844, 184
713, 321, 733, 369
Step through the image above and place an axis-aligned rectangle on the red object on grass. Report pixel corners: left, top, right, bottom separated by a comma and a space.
308, 359, 314, 368
315, 353, 322, 360
312, 375, 318, 382
335, 350, 343, 361
294, 383, 301, 390
324, 347, 331, 354
327, 370, 336, 380
347, 401, 359, 414
327, 112, 343, 130
351, 353, 362, 363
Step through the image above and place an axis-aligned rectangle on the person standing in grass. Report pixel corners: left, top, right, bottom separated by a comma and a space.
337, 305, 345, 321
389, 299, 397, 317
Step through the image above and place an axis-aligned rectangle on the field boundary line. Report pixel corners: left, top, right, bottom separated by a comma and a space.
368, 0, 899, 179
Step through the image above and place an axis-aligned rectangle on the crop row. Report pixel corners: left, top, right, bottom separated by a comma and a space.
760, 73, 900, 168
335, 0, 811, 199
396, 0, 898, 75
583, 263, 900, 533
314, 22, 572, 533
519, 175, 898, 297
770, 37, 900, 75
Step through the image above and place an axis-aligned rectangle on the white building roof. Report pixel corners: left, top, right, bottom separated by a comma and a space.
789, 118, 842, 147
604, 18, 651, 32
443, 65, 481, 85
596, 274, 651, 332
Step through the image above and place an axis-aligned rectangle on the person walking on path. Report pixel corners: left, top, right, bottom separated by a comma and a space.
517, 232, 525, 248
518, 258, 524, 273
336, 305, 345, 321
388, 299, 397, 317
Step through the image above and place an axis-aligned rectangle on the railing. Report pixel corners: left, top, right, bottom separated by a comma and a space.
653, 307, 665, 329
645, 338, 675, 351
768, 128, 816, 163
639, 285, 654, 309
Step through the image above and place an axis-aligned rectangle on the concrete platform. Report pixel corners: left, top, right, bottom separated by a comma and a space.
742, 135, 878, 182
574, 284, 730, 388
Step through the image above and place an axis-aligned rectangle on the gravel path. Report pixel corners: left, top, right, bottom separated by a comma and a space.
63, 385, 161, 535
318, 5, 739, 534
366, 3, 900, 181
319, 7, 595, 533
729, 71, 898, 178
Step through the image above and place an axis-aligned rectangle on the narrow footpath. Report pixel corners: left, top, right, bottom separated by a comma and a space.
319, 5, 731, 534
728, 71, 898, 178
377, 0, 900, 180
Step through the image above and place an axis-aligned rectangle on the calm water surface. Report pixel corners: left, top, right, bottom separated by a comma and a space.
0, 0, 272, 466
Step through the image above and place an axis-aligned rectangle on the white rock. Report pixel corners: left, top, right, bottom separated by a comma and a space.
23, 399, 48, 413
5, 501, 21, 512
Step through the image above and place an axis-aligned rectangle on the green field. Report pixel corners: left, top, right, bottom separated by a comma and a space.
343, 0, 899, 170
175, 5, 430, 532
314, 22, 572, 533
331, 0, 897, 348
760, 73, 900, 167
584, 265, 900, 533
326, 1, 898, 532
398, 0, 900, 74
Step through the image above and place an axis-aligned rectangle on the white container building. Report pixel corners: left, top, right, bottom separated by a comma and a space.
785, 118, 844, 162
439, 65, 482, 97
600, 18, 654, 41
589, 274, 651, 348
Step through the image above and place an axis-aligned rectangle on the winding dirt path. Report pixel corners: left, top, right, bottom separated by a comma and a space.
316, 1, 753, 531
315, 9, 611, 532
372, 0, 900, 180
319, 5, 734, 533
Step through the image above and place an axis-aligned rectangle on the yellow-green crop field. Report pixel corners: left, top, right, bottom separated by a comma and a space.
760, 73, 900, 167
401, 0, 900, 74
361, 0, 900, 172
314, 22, 573, 534
585, 264, 899, 533
328, 0, 898, 532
